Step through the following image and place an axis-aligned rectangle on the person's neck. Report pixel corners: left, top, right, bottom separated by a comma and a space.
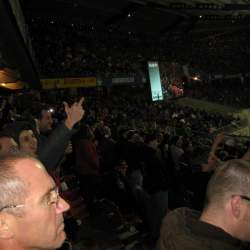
200, 207, 234, 238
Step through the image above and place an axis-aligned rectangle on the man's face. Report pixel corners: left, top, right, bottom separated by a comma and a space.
39, 110, 53, 133
115, 161, 128, 176
149, 139, 159, 150
0, 137, 18, 156
236, 196, 250, 241
11, 158, 70, 249
19, 130, 37, 156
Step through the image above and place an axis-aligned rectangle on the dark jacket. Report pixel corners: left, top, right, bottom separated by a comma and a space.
103, 170, 135, 213
74, 138, 99, 176
157, 207, 249, 250
37, 123, 74, 171
141, 145, 168, 194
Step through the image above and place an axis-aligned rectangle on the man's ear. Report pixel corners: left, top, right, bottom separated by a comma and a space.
0, 215, 14, 239
230, 195, 242, 220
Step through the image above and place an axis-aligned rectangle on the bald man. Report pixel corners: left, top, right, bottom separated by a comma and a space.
0, 153, 70, 249
157, 159, 250, 250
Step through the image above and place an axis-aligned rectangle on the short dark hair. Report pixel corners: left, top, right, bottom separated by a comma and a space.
1, 121, 36, 145
30, 102, 51, 120
204, 159, 250, 209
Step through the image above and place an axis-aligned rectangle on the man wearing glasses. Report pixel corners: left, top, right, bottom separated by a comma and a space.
157, 159, 250, 250
0, 153, 70, 250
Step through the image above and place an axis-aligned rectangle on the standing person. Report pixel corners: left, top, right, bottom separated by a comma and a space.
30, 97, 85, 170
0, 153, 70, 250
73, 124, 100, 209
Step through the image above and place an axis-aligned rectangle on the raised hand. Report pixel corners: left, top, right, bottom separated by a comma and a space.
64, 97, 85, 129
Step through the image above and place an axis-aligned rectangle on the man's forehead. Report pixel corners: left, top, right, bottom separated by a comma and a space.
41, 110, 51, 117
13, 158, 56, 201
13, 158, 47, 179
13, 158, 55, 190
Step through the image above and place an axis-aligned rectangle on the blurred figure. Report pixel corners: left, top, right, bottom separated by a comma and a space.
0, 134, 18, 156
103, 160, 135, 213
2, 121, 37, 156
73, 124, 100, 209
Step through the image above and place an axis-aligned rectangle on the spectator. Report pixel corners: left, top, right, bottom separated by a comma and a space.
157, 159, 250, 250
103, 159, 135, 213
0, 134, 18, 156
141, 132, 169, 194
30, 98, 85, 170
73, 124, 100, 209
2, 121, 37, 156
0, 153, 70, 249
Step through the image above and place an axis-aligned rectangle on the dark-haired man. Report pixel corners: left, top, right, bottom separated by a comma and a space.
32, 98, 85, 170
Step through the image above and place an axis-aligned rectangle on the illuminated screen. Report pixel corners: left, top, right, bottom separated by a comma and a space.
147, 61, 164, 101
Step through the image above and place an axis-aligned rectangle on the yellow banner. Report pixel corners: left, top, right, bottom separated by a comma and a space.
41, 77, 97, 89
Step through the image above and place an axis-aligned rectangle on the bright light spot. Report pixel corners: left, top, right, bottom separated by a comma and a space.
192, 76, 200, 81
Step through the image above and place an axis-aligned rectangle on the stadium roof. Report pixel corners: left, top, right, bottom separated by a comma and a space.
17, 0, 250, 75
20, 0, 250, 37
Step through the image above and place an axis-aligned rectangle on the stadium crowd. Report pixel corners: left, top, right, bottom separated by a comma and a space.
26, 18, 250, 78
25, 18, 250, 110
0, 87, 249, 249
1, 14, 250, 250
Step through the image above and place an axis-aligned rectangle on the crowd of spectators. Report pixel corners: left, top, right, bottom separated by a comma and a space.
28, 20, 146, 77
2, 14, 250, 249
0, 87, 248, 248
25, 17, 250, 111
185, 76, 250, 108
26, 18, 250, 79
